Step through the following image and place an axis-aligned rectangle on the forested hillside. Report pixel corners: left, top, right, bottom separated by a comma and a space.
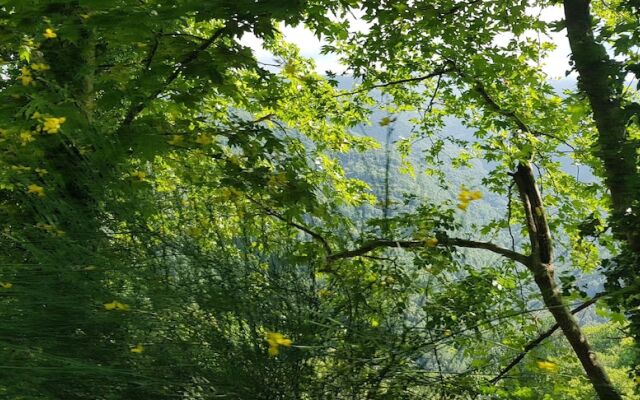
1, 1, 639, 399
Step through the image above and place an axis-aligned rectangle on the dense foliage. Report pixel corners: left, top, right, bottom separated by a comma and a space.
0, 1, 638, 399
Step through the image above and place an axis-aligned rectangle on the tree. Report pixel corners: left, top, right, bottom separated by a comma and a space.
0, 1, 637, 399
562, 0, 640, 384
0, 1, 362, 398
310, 0, 638, 398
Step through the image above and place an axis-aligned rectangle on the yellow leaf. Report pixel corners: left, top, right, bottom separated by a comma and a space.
31, 63, 50, 71
425, 237, 438, 247
131, 171, 146, 181
168, 135, 184, 146
194, 135, 213, 146
536, 359, 558, 372
19, 131, 35, 145
43, 28, 57, 39
130, 344, 144, 353
42, 117, 66, 134
27, 184, 45, 197
379, 116, 394, 126
0, 282, 13, 289
266, 331, 293, 357
104, 300, 130, 311
18, 74, 33, 86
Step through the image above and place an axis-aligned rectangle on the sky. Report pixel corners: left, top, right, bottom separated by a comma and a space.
241, 5, 573, 79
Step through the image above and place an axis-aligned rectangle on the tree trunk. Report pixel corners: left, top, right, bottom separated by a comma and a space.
513, 163, 621, 400
563, 0, 640, 252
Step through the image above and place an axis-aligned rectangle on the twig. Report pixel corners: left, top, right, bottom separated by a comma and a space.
335, 67, 454, 98
489, 294, 602, 384
327, 237, 531, 267
120, 26, 228, 128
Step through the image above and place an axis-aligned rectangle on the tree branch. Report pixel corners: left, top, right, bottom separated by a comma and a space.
451, 63, 577, 151
245, 196, 333, 255
327, 237, 530, 267
335, 67, 454, 98
489, 293, 602, 384
120, 26, 228, 128
263, 209, 333, 256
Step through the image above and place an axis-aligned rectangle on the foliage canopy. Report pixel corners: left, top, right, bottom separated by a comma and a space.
0, 0, 639, 399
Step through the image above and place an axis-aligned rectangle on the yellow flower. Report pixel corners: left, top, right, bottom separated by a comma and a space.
370, 317, 380, 328
0, 282, 13, 289
27, 184, 45, 197
31, 63, 50, 71
103, 300, 130, 311
536, 359, 558, 372
425, 237, 438, 247
167, 135, 184, 145
266, 331, 293, 357
443, 329, 452, 337
43, 28, 57, 39
131, 171, 146, 181
19, 131, 35, 145
43, 117, 66, 134
130, 344, 144, 353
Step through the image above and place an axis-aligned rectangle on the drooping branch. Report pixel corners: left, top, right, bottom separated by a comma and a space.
489, 294, 602, 384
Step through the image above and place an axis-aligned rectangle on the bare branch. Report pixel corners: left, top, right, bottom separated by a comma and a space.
335, 67, 454, 98
245, 196, 333, 255
263, 209, 333, 256
327, 237, 530, 267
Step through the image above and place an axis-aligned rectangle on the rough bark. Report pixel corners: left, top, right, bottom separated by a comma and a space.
513, 163, 621, 400
563, 0, 640, 252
